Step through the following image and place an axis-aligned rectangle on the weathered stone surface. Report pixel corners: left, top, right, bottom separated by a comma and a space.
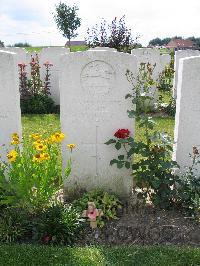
173, 50, 200, 98
60, 49, 137, 196
0, 50, 22, 161
173, 56, 200, 173
40, 47, 70, 104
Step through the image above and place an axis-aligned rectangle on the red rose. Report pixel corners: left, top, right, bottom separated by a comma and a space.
42, 234, 52, 243
114, 129, 130, 139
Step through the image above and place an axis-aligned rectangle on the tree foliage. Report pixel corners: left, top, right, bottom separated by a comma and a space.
86, 16, 138, 53
53, 2, 81, 48
0, 40, 4, 47
13, 42, 32, 47
149, 36, 200, 47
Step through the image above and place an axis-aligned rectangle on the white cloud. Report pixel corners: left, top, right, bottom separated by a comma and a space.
0, 0, 200, 46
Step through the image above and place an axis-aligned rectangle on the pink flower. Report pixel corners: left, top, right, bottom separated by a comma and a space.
43, 61, 53, 67
87, 209, 98, 220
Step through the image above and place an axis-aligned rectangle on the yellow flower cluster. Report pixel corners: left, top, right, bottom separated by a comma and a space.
6, 131, 75, 165
33, 153, 50, 163
7, 150, 18, 163
11, 133, 20, 145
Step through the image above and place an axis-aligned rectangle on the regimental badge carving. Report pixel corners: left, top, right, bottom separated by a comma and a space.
80, 60, 116, 95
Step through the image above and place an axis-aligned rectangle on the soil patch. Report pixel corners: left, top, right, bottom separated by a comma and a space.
77, 205, 200, 247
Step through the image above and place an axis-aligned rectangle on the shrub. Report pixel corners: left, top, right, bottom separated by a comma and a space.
157, 51, 174, 91
176, 148, 200, 220
0, 207, 31, 243
157, 64, 174, 91
73, 190, 122, 227
20, 94, 59, 114
0, 204, 84, 245
32, 203, 83, 245
105, 65, 179, 209
18, 55, 58, 114
86, 16, 138, 53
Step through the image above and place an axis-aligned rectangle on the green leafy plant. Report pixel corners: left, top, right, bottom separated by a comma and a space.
157, 64, 174, 91
32, 203, 84, 245
176, 147, 200, 220
20, 94, 59, 114
157, 51, 174, 92
0, 207, 30, 243
73, 190, 122, 227
105, 63, 179, 208
0, 131, 74, 210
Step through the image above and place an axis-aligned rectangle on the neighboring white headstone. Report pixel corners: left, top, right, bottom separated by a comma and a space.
40, 47, 70, 104
131, 48, 171, 105
1, 47, 27, 66
173, 56, 200, 173
131, 48, 170, 80
160, 54, 171, 69
60, 49, 137, 196
0, 51, 22, 161
173, 50, 200, 98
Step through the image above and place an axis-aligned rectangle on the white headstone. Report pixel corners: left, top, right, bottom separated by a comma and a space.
173, 50, 200, 98
40, 47, 70, 104
173, 56, 200, 173
131, 48, 169, 80
131, 48, 171, 105
1, 47, 27, 62
60, 49, 137, 196
0, 51, 22, 161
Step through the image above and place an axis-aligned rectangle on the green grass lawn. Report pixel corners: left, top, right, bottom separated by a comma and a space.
22, 114, 175, 143
25, 45, 88, 53
0, 244, 199, 266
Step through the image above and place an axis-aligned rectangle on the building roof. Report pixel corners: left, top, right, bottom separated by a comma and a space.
166, 39, 198, 49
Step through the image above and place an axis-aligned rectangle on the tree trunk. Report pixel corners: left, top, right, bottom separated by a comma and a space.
68, 38, 71, 52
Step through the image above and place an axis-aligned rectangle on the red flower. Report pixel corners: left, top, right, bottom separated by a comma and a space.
18, 62, 27, 69
42, 234, 52, 243
114, 129, 130, 139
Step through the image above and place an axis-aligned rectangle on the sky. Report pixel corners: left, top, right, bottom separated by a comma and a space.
0, 0, 200, 47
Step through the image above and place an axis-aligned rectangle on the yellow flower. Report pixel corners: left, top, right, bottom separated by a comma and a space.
33, 140, 43, 146
35, 143, 47, 151
11, 137, 20, 145
51, 132, 65, 143
29, 133, 42, 140
11, 133, 19, 139
43, 153, 50, 160
11, 133, 20, 145
33, 153, 44, 163
7, 150, 18, 163
67, 144, 76, 150
33, 152, 50, 163
44, 136, 55, 145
